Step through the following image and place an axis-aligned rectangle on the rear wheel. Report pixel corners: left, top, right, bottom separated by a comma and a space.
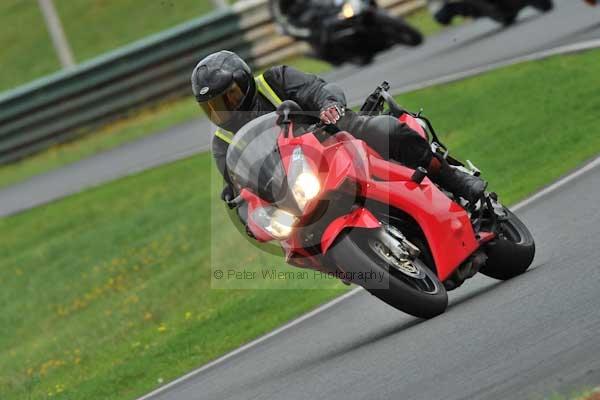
328, 228, 447, 318
480, 208, 535, 280
529, 0, 554, 12
486, 1, 519, 25
500, 13, 518, 26
376, 11, 423, 46
393, 23, 423, 46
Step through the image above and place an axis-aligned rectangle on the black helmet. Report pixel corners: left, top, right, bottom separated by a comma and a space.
191, 51, 256, 128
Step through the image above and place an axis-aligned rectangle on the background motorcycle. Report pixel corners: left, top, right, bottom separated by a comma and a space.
428, 0, 553, 26
269, 0, 423, 65
225, 83, 535, 319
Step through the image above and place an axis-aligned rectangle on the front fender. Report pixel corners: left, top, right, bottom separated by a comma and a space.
321, 207, 381, 254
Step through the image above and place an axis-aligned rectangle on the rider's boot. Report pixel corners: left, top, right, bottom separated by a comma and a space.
428, 156, 487, 203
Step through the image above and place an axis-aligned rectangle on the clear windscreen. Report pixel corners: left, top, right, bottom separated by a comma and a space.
225, 113, 288, 203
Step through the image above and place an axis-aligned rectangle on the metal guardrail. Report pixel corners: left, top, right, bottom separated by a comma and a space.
0, 0, 423, 164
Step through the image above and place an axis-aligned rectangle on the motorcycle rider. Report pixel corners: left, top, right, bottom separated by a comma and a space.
191, 51, 486, 207
431, 0, 553, 26
432, 1, 486, 25
273, 0, 422, 64
278, 0, 313, 28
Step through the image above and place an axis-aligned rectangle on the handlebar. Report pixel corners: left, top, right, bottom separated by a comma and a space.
276, 100, 341, 136
359, 80, 411, 118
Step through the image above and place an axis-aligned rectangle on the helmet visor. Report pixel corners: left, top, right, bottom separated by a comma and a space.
199, 81, 246, 126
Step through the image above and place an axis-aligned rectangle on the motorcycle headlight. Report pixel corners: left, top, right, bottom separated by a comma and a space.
340, 2, 355, 18
252, 207, 297, 240
267, 209, 296, 239
288, 146, 321, 210
292, 171, 321, 210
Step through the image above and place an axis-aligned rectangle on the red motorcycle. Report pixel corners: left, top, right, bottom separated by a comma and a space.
225, 82, 535, 318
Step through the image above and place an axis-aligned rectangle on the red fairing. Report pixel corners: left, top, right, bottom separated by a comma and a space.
242, 119, 481, 283
321, 207, 381, 254
278, 130, 479, 282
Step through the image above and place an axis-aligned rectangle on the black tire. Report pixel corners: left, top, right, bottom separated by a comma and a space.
529, 0, 553, 12
501, 13, 518, 26
394, 23, 424, 47
374, 10, 423, 47
328, 228, 448, 318
479, 208, 535, 280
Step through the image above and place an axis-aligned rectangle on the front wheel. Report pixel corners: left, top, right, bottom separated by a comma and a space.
480, 208, 535, 280
328, 228, 448, 318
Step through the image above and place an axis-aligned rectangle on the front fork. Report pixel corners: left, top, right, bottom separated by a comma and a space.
377, 223, 421, 260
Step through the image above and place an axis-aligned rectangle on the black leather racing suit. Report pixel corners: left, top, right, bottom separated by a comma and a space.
212, 65, 433, 183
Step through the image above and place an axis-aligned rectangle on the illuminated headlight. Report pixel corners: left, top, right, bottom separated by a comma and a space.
288, 146, 322, 210
267, 209, 296, 239
253, 207, 297, 240
340, 3, 355, 18
292, 172, 321, 210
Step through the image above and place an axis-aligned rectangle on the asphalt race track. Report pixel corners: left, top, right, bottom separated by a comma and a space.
142, 157, 600, 400
1, 0, 600, 217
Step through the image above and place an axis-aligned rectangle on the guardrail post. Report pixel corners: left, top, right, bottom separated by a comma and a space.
37, 0, 76, 69
212, 0, 230, 9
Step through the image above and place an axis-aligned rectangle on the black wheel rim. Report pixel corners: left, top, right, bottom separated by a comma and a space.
390, 259, 440, 294
366, 238, 440, 295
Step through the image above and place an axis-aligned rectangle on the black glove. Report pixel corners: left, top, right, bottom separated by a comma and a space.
221, 184, 235, 209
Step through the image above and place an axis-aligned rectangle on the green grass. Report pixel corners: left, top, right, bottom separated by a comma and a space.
0, 0, 215, 93
53, 0, 215, 63
0, 1, 62, 92
1, 50, 600, 399
543, 387, 600, 400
